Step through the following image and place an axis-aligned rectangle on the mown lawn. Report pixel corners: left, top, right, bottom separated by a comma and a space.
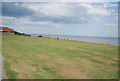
2, 34, 118, 79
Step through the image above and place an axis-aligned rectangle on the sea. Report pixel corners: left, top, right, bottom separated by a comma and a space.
31, 34, 119, 46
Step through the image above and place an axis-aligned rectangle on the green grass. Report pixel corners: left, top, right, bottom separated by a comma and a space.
42, 66, 63, 78
2, 34, 118, 79
4, 61, 17, 79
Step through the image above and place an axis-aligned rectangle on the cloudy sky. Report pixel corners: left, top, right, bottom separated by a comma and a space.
1, 2, 118, 37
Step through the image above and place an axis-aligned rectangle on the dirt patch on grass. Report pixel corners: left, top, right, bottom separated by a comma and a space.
79, 52, 92, 57
113, 58, 118, 61
94, 56, 118, 64
75, 58, 97, 70
54, 58, 87, 79
105, 59, 118, 64
43, 61, 57, 68
41, 57, 88, 79
42, 58, 77, 71
83, 59, 94, 64
12, 63, 36, 79
81, 60, 96, 70
75, 57, 93, 64
37, 55, 51, 60
92, 56, 118, 70
57, 65, 87, 79
106, 66, 118, 70
79, 48, 100, 55
55, 58, 77, 67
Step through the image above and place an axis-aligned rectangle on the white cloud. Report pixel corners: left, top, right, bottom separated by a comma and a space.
17, 2, 113, 23
21, 3, 73, 18
104, 24, 117, 26
2, 0, 120, 2
106, 3, 118, 7
1, 15, 63, 28
86, 5, 111, 16
2, 2, 117, 28
101, 3, 118, 8
1, 16, 16, 20
19, 21, 62, 27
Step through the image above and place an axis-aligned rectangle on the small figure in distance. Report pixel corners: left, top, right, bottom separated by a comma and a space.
57, 37, 59, 39
38, 35, 43, 37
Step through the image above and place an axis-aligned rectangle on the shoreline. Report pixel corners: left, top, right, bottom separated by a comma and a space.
32, 35, 119, 46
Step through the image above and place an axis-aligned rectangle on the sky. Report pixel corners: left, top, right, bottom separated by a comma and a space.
1, 1, 119, 37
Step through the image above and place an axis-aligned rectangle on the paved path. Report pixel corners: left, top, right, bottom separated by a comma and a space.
0, 54, 8, 80
0, 54, 2, 80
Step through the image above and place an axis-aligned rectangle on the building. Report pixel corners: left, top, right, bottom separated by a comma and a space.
0, 26, 16, 34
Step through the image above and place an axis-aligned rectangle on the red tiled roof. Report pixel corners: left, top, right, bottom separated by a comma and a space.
0, 27, 2, 30
0, 27, 16, 32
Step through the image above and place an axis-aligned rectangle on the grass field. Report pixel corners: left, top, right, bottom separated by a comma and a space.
2, 34, 119, 79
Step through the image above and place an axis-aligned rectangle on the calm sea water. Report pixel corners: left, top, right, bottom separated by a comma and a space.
32, 34, 119, 46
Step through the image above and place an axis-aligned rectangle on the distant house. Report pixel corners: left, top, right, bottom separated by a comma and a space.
0, 26, 16, 34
